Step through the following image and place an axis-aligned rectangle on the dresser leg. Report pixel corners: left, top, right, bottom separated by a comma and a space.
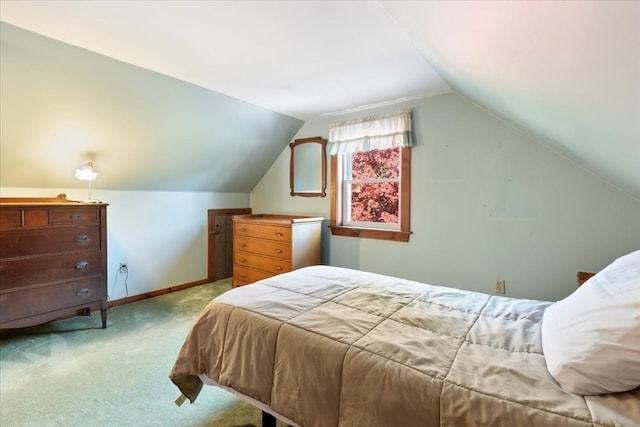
101, 309, 107, 328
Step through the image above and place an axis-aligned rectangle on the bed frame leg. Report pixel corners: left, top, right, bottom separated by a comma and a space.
262, 411, 276, 427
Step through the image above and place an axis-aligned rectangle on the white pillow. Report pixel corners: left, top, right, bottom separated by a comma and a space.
541, 249, 640, 395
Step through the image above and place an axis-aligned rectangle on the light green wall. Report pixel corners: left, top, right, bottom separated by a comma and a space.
251, 93, 640, 301
0, 22, 303, 193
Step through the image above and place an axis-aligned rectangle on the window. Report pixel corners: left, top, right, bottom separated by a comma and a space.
331, 147, 411, 241
345, 147, 401, 228
328, 110, 412, 242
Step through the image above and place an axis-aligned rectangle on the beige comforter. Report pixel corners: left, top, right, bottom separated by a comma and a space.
170, 265, 640, 427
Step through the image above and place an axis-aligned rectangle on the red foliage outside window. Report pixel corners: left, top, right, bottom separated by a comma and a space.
349, 148, 400, 223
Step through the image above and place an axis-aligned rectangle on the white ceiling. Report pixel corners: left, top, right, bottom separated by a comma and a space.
0, 1, 451, 120
1, 0, 639, 198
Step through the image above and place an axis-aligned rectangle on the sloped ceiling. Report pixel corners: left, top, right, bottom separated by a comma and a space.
382, 1, 640, 200
0, 22, 305, 193
0, 1, 638, 198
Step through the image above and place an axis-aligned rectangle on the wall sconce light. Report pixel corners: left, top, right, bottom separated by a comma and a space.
75, 161, 100, 203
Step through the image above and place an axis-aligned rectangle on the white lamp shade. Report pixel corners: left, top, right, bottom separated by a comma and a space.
75, 163, 98, 182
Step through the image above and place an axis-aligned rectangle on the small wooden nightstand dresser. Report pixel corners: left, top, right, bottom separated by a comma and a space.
577, 271, 595, 287
232, 214, 323, 287
0, 194, 108, 329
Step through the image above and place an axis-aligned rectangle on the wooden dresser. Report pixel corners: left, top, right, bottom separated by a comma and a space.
0, 194, 108, 329
232, 214, 323, 287
577, 271, 595, 287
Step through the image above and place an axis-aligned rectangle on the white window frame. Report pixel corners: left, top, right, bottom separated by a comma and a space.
341, 149, 401, 230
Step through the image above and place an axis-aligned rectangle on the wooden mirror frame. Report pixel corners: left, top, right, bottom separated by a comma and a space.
289, 136, 327, 197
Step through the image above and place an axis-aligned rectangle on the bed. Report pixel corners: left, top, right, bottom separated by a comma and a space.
170, 263, 640, 427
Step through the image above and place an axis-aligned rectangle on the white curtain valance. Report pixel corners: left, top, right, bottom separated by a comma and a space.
328, 109, 412, 155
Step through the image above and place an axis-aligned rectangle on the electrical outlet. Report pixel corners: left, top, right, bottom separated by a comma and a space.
495, 279, 506, 294
119, 262, 128, 274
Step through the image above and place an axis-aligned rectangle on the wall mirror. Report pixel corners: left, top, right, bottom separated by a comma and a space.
289, 136, 327, 197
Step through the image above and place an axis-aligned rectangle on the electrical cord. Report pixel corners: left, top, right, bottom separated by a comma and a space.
108, 264, 130, 312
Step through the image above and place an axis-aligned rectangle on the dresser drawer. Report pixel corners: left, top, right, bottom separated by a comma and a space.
233, 265, 275, 286
234, 251, 291, 275
50, 208, 99, 225
0, 210, 24, 229
234, 236, 291, 260
0, 225, 101, 259
234, 222, 291, 242
0, 252, 103, 291
0, 276, 104, 323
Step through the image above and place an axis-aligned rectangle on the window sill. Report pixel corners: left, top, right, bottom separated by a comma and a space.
329, 225, 410, 242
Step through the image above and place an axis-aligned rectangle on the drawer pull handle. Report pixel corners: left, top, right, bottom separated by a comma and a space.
240, 258, 247, 263
75, 261, 89, 270
276, 266, 283, 271
70, 214, 81, 220
239, 274, 246, 278
240, 243, 247, 248
74, 234, 89, 243
275, 232, 284, 237
76, 288, 89, 296
240, 228, 247, 232
274, 249, 283, 254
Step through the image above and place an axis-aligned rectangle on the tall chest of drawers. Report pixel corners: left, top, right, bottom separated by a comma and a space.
232, 214, 323, 287
0, 195, 108, 329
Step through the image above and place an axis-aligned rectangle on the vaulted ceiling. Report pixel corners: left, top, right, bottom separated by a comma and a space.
1, 1, 638, 198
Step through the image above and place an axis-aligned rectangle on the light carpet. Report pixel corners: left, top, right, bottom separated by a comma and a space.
0, 279, 286, 427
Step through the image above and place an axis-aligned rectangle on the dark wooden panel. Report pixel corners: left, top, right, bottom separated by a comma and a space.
213, 215, 232, 280
0, 210, 22, 229
23, 209, 49, 226
207, 208, 251, 282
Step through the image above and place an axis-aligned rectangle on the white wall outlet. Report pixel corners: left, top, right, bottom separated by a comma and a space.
119, 262, 128, 274
495, 279, 506, 294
